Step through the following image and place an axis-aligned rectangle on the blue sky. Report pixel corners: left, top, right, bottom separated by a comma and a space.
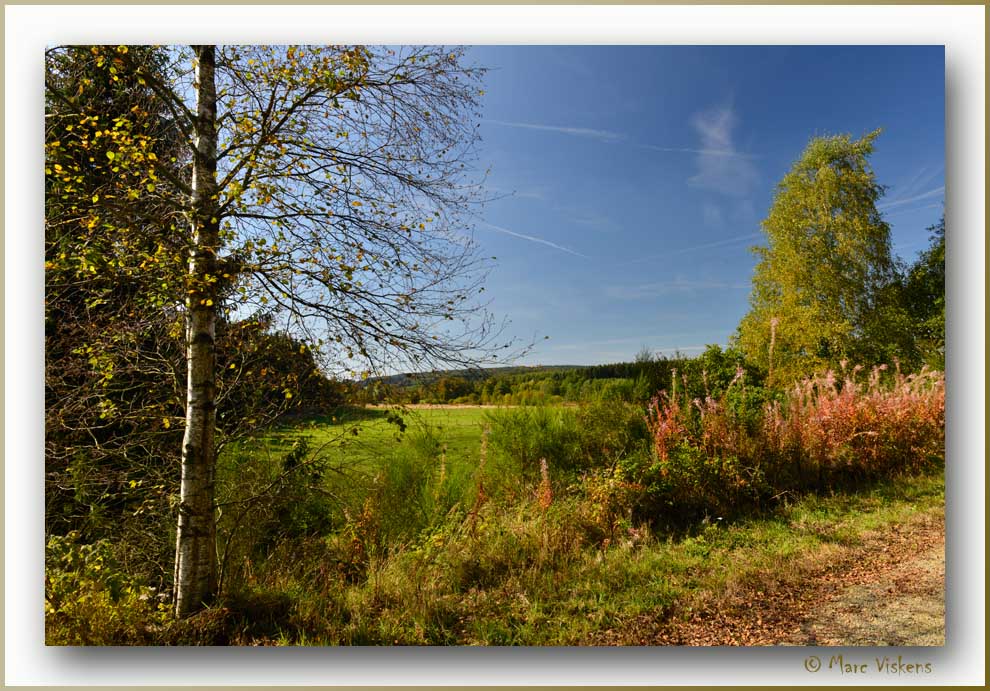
465, 46, 945, 366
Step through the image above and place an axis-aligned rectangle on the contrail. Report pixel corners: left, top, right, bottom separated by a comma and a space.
479, 222, 588, 258
484, 119, 758, 159
637, 143, 758, 159
619, 231, 762, 266
483, 119, 624, 143
879, 186, 945, 210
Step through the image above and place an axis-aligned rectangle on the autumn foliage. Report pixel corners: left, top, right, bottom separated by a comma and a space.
761, 363, 944, 479
644, 363, 944, 520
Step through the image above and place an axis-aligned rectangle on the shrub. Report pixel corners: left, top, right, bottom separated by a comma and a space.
637, 444, 763, 525
371, 425, 461, 545
579, 467, 647, 544
46, 532, 166, 645
574, 400, 650, 468
485, 402, 650, 477
485, 406, 583, 473
761, 363, 944, 486
215, 435, 348, 597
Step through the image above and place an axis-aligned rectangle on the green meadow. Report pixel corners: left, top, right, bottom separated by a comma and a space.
280, 406, 492, 471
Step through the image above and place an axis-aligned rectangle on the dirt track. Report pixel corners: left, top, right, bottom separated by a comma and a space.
779, 520, 944, 646
593, 512, 944, 646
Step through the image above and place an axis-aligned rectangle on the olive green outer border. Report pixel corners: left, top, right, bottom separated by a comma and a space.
3, 2, 986, 690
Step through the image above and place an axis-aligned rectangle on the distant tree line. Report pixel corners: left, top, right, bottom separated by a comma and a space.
45, 41, 943, 638
360, 345, 769, 406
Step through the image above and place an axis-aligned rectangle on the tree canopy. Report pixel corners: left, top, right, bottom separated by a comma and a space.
45, 44, 509, 616
903, 215, 946, 369
734, 130, 910, 384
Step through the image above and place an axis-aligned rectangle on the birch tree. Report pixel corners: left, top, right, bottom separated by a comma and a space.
101, 44, 503, 616
735, 130, 907, 384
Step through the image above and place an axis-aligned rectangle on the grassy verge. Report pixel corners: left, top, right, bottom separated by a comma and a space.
47, 399, 943, 646
218, 466, 942, 645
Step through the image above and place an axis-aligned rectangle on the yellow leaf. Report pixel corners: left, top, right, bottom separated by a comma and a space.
106, 151, 115, 161
92, 194, 99, 203
146, 183, 155, 192
351, 201, 362, 207
162, 417, 171, 429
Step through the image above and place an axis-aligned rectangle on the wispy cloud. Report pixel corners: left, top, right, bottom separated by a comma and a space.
488, 184, 548, 201
485, 117, 759, 167
884, 201, 943, 218
479, 221, 588, 258
545, 47, 597, 80
513, 189, 547, 200
605, 278, 747, 300
618, 231, 762, 266
686, 105, 759, 197
547, 333, 697, 350
567, 211, 618, 232
484, 119, 625, 144
702, 202, 724, 228
638, 143, 757, 159
893, 165, 944, 200
879, 186, 945, 211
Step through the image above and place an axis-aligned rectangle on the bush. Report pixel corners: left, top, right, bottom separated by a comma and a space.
370, 424, 470, 546
574, 400, 650, 468
637, 444, 764, 525
761, 363, 944, 486
215, 435, 347, 597
485, 402, 650, 477
485, 406, 583, 473
46, 532, 166, 645
579, 467, 647, 544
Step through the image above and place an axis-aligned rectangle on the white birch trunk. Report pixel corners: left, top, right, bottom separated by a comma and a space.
174, 45, 220, 618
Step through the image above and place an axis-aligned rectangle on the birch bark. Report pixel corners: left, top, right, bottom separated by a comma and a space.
174, 45, 220, 618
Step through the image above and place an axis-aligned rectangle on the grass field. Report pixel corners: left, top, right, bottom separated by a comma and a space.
274, 405, 492, 471
215, 405, 505, 579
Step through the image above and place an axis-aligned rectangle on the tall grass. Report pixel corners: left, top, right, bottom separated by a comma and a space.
643, 363, 944, 521
763, 363, 944, 480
